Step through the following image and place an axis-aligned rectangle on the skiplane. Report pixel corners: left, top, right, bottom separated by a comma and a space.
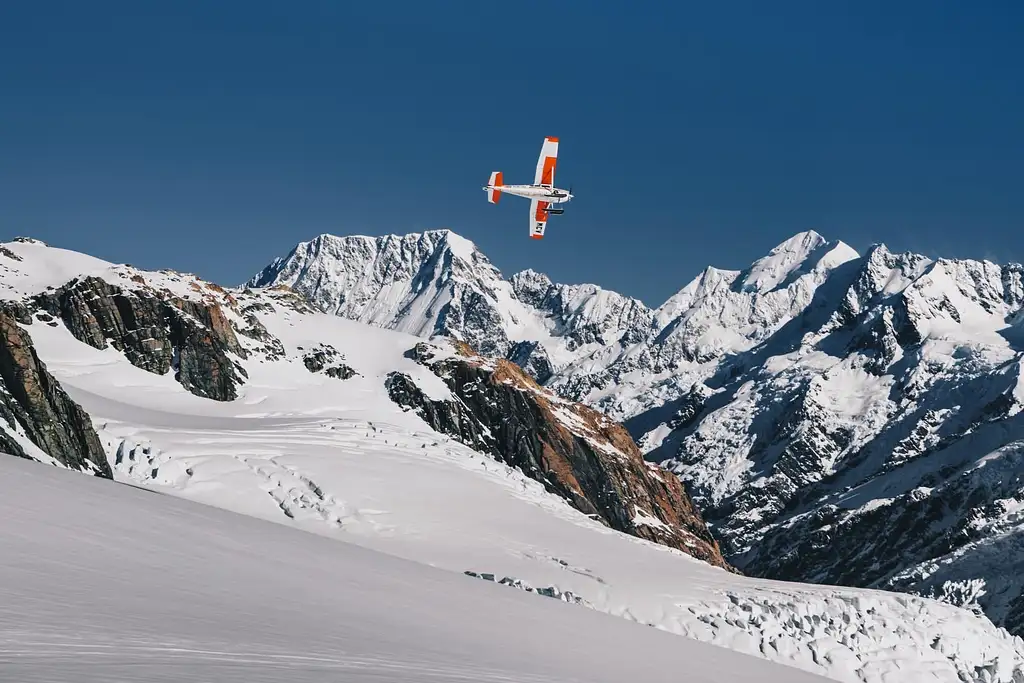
483, 137, 573, 239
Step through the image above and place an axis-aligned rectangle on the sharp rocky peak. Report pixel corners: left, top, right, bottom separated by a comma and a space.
509, 269, 554, 303
251, 229, 489, 290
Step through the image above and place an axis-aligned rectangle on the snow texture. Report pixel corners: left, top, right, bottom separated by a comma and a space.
3, 238, 1024, 682
1, 456, 836, 683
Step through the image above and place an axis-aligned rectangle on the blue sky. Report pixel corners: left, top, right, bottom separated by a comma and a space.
2, 1, 1022, 306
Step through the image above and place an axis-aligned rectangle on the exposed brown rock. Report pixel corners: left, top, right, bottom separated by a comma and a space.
0, 312, 110, 476
390, 341, 734, 570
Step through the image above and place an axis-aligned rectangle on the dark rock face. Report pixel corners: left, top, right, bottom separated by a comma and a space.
234, 306, 286, 361
506, 340, 553, 384
384, 371, 495, 454
301, 343, 358, 380
389, 341, 733, 570
325, 365, 357, 380
168, 296, 248, 400
0, 312, 110, 477
33, 276, 247, 401
0, 246, 23, 262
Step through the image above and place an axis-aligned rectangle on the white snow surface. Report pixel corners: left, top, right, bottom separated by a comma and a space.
0, 456, 836, 683
3, 239, 1024, 683
0, 238, 112, 300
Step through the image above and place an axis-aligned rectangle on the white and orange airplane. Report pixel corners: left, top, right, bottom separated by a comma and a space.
483, 136, 573, 239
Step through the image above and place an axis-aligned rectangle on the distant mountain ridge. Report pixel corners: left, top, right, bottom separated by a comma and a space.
252, 227, 1024, 637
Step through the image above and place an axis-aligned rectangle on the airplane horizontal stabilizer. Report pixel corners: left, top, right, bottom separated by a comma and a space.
487, 171, 503, 204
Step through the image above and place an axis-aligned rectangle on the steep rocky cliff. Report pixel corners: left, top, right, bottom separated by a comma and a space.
32, 275, 248, 401
387, 340, 732, 569
0, 310, 110, 477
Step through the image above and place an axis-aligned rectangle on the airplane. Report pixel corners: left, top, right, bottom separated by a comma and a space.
482, 136, 573, 239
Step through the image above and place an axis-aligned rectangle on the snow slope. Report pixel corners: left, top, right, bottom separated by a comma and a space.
3, 239, 1024, 683
1, 456, 837, 683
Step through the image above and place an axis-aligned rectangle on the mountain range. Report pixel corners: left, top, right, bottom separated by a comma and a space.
2, 232, 1024, 682
252, 228, 1024, 636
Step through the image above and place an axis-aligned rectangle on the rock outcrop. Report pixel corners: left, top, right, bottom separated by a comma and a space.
384, 370, 495, 453
301, 343, 358, 380
33, 276, 248, 401
388, 340, 732, 569
0, 312, 110, 477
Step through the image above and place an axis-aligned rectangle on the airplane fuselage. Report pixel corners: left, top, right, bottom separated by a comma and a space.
483, 184, 573, 204
484, 136, 568, 239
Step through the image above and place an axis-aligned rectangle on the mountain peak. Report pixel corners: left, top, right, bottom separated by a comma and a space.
431, 229, 478, 262
736, 230, 836, 293
245, 228, 517, 354
510, 269, 555, 304
250, 229, 489, 288
781, 229, 826, 248
300, 229, 476, 255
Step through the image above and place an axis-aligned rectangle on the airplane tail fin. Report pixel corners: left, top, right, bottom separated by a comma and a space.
486, 171, 503, 204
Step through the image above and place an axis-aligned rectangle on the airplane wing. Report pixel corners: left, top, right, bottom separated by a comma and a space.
529, 199, 549, 239
533, 136, 558, 187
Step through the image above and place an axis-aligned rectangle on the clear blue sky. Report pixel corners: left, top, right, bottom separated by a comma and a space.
2, 1, 1022, 306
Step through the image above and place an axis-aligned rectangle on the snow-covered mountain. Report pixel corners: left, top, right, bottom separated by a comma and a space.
248, 231, 656, 382
247, 229, 862, 416
252, 228, 1024, 640
4, 235, 1024, 683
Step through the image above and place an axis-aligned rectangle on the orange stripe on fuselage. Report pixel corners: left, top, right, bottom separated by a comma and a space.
540, 156, 556, 186
530, 234, 543, 239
